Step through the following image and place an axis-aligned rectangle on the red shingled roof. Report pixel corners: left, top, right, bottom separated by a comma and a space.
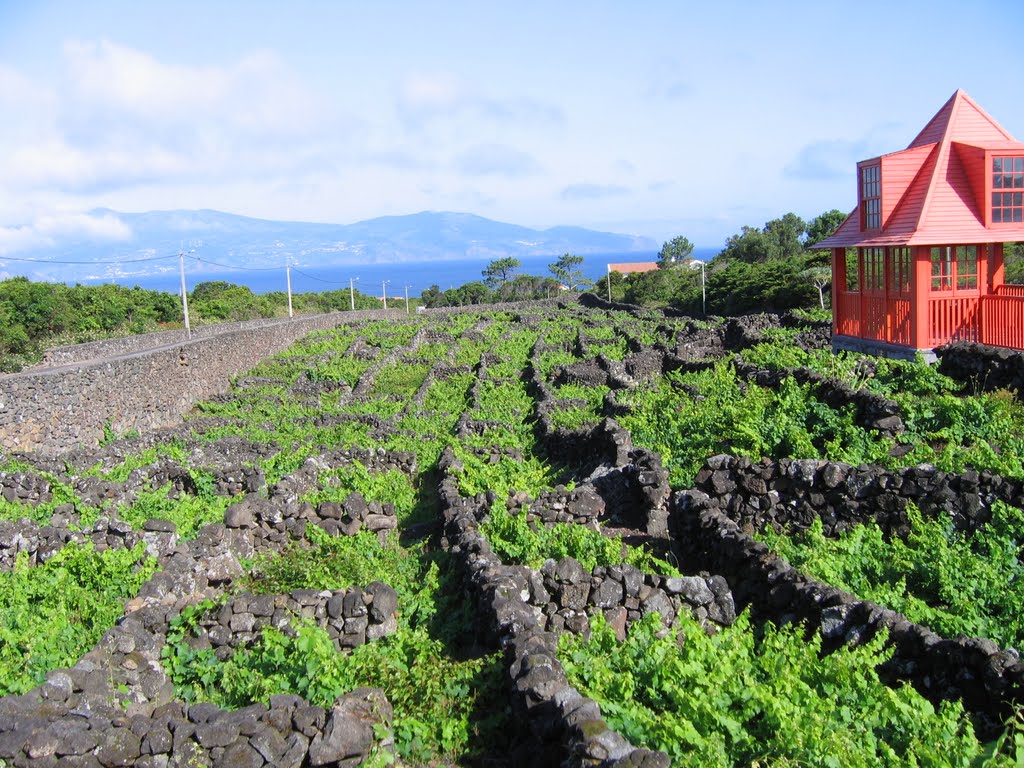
608, 261, 659, 274
817, 90, 1024, 248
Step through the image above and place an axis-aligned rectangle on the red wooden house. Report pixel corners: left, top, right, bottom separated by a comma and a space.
817, 90, 1024, 358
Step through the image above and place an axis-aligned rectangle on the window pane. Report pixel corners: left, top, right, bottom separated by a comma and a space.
996, 175, 1004, 189
995, 158, 1003, 172
846, 249, 859, 291
1015, 157, 1023, 172
1015, 175, 1023, 189
1016, 209, 1023, 222
995, 209, 1003, 222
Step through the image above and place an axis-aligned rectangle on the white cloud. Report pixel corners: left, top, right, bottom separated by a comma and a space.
561, 183, 630, 201
397, 72, 465, 119
63, 39, 228, 118
453, 144, 538, 177
37, 211, 132, 240
395, 71, 563, 132
0, 211, 132, 255
0, 40, 352, 200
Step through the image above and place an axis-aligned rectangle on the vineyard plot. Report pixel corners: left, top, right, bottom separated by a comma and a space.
0, 302, 1021, 766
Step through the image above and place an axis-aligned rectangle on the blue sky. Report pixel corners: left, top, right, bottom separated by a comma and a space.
1, 0, 1023, 256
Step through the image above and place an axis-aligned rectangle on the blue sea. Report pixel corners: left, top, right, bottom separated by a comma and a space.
79, 249, 719, 297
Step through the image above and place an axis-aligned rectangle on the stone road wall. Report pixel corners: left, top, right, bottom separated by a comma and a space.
0, 310, 403, 456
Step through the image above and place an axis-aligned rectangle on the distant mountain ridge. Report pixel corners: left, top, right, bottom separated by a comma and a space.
3, 209, 658, 282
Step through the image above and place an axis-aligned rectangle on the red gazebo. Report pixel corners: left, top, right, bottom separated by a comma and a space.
817, 89, 1024, 358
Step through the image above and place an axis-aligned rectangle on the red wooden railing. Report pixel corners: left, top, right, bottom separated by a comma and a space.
835, 292, 861, 336
889, 298, 912, 345
994, 284, 1024, 297
836, 290, 1024, 351
834, 292, 911, 344
980, 295, 1024, 350
862, 295, 888, 341
929, 296, 979, 346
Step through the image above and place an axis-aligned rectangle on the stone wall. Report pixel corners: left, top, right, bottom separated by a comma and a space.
0, 310, 403, 456
435, 447, 674, 768
0, 445, 411, 767
35, 317, 320, 369
938, 341, 1024, 394
689, 453, 1016, 538
672, 458, 1024, 736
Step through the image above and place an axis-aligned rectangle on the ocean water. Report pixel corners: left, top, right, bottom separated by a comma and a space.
79, 249, 718, 296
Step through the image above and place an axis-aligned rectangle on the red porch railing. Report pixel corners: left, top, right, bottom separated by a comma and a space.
889, 298, 912, 345
862, 295, 888, 341
835, 292, 861, 336
980, 294, 1024, 350
929, 296, 979, 347
994, 284, 1024, 297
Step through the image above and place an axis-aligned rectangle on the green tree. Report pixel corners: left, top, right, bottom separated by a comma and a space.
1004, 242, 1024, 284
482, 257, 520, 290
623, 267, 695, 307
720, 214, 807, 264
190, 281, 274, 322
421, 284, 447, 308
591, 271, 628, 302
657, 235, 695, 268
456, 281, 492, 305
803, 265, 832, 309
806, 209, 847, 247
549, 253, 590, 290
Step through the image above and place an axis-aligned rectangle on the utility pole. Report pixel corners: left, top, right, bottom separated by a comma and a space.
606, 264, 612, 302
382, 280, 389, 310
690, 259, 706, 316
404, 285, 410, 315
179, 248, 192, 339
286, 264, 293, 318
349, 277, 358, 311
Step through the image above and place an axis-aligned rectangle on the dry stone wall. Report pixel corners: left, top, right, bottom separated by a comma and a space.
672, 458, 1024, 737
938, 340, 1024, 394
0, 310, 403, 456
34, 317, 321, 369
0, 444, 410, 767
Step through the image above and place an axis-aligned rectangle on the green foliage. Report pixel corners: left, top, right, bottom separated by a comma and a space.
190, 281, 275, 322
0, 473, 80, 525
560, 611, 997, 767
719, 213, 807, 264
805, 209, 848, 247
758, 501, 1024, 647
116, 483, 236, 539
739, 344, 1024, 478
0, 277, 182, 370
482, 257, 521, 290
657, 236, 695, 268
703, 256, 818, 315
0, 542, 156, 695
1003, 242, 1024, 285
496, 274, 562, 302
301, 462, 420, 523
550, 253, 591, 290
621, 362, 894, 486
481, 500, 678, 574
622, 265, 698, 308
451, 445, 558, 499
370, 362, 431, 397
165, 533, 512, 764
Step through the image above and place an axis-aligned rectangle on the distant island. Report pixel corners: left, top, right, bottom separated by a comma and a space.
1, 209, 658, 283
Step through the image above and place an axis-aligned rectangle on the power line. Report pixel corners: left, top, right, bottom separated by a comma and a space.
290, 267, 350, 285
186, 254, 281, 272
0, 253, 178, 265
